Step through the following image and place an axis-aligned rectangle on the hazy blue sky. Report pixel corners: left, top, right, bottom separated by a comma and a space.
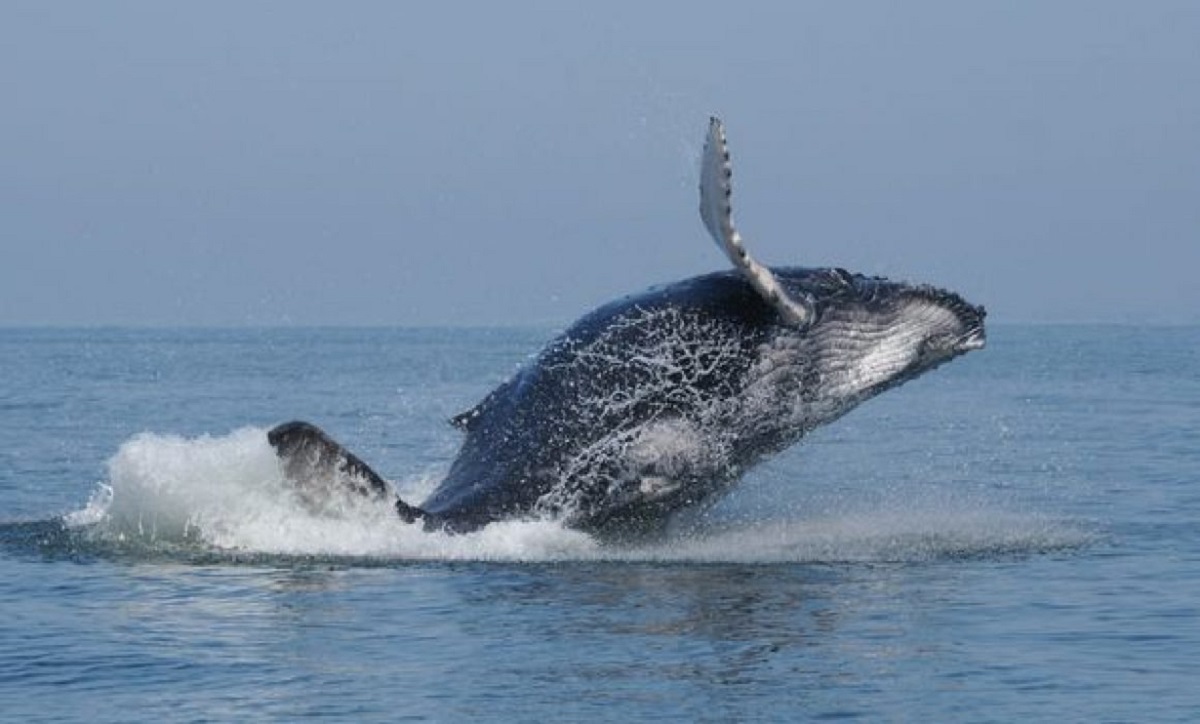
3, 1, 1198, 325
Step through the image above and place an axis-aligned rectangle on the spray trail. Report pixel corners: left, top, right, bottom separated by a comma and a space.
60, 428, 1093, 564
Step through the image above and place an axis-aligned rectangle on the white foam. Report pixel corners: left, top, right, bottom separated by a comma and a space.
70, 428, 599, 560
67, 428, 1092, 563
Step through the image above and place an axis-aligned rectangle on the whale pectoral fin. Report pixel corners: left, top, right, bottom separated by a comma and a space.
268, 421, 390, 498
267, 420, 427, 522
700, 116, 813, 327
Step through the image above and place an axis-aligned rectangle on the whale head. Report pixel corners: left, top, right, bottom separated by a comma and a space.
765, 267, 986, 413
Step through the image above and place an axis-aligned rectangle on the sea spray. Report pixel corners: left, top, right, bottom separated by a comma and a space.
71, 428, 599, 560
65, 428, 1091, 563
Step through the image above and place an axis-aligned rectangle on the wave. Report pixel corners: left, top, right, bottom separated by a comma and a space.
28, 428, 1095, 565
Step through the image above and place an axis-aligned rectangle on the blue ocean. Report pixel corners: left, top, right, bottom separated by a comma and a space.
1, 325, 1197, 721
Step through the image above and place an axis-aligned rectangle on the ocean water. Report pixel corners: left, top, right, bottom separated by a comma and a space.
1, 325, 1197, 721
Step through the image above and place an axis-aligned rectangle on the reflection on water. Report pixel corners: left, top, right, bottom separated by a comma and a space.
1, 513, 968, 719
425, 559, 953, 718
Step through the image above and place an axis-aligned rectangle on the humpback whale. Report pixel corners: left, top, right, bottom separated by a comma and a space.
270, 117, 986, 537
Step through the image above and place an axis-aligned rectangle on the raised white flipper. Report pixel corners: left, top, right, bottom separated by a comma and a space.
699, 116, 812, 327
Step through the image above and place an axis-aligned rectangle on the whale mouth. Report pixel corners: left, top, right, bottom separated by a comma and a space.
948, 299, 987, 353
956, 326, 987, 352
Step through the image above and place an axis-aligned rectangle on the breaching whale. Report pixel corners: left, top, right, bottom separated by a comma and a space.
269, 117, 986, 537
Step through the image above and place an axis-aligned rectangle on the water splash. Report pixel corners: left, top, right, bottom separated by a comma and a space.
56, 428, 1095, 564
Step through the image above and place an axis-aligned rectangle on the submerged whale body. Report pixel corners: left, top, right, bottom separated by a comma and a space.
269, 118, 986, 538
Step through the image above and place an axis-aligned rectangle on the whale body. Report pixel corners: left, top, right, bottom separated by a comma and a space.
269, 118, 985, 538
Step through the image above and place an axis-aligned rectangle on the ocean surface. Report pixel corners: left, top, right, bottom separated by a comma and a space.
1, 324, 1197, 721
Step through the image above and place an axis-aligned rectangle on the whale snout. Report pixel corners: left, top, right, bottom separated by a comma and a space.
895, 292, 986, 366
955, 303, 987, 352
957, 325, 986, 351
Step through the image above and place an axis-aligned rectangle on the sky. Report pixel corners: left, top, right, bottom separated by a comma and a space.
2, 1, 1198, 326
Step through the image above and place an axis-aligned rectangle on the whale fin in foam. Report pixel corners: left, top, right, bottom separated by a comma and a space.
267, 421, 426, 523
